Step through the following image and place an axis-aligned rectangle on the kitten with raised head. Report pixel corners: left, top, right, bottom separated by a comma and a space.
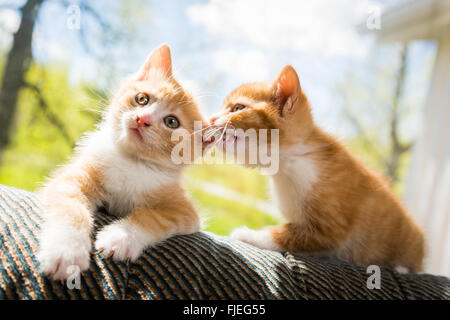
207, 65, 425, 273
38, 44, 206, 280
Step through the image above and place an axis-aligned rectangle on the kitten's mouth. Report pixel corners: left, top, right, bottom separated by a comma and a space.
221, 131, 238, 145
129, 127, 143, 141
204, 129, 238, 148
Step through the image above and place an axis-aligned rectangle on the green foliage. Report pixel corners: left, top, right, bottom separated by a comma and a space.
185, 163, 269, 200
189, 187, 278, 235
185, 163, 277, 234
0, 63, 99, 190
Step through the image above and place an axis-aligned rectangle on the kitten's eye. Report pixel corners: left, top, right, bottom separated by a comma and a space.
163, 116, 180, 129
232, 104, 246, 112
135, 92, 149, 106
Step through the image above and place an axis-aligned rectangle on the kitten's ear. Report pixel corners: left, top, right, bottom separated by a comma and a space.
272, 65, 301, 115
136, 43, 173, 80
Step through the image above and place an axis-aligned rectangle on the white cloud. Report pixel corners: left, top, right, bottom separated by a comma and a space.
187, 0, 380, 58
0, 9, 20, 33
0, 9, 67, 62
33, 29, 68, 61
211, 49, 269, 80
0, 9, 20, 48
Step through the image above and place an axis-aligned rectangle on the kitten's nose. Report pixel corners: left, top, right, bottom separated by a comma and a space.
136, 114, 151, 128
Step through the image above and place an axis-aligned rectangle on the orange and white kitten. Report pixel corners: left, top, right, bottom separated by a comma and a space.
38, 44, 205, 280
208, 65, 425, 273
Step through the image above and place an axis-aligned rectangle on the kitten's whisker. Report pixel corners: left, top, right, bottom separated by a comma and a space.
191, 124, 217, 136
203, 128, 222, 141
214, 119, 231, 146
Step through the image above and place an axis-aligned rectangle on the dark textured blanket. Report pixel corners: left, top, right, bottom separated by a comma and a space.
0, 184, 448, 300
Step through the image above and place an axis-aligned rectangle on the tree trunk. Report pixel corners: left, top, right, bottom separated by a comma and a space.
386, 44, 409, 185
0, 0, 44, 157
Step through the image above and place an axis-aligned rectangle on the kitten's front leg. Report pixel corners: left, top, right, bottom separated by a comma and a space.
95, 203, 199, 262
38, 187, 95, 280
230, 226, 283, 251
231, 223, 344, 254
94, 218, 152, 262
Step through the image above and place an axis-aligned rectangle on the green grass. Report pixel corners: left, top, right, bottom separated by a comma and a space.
185, 163, 269, 200
188, 187, 279, 235
185, 163, 278, 234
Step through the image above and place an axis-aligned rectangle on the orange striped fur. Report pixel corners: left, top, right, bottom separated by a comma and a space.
38, 44, 204, 280
211, 65, 425, 272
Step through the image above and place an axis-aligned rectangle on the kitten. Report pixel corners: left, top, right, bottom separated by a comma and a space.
207, 65, 425, 273
38, 44, 206, 280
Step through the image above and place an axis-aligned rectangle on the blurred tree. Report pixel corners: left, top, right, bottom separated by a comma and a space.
0, 62, 99, 190
339, 43, 428, 191
385, 45, 412, 183
0, 0, 44, 158
0, 0, 130, 160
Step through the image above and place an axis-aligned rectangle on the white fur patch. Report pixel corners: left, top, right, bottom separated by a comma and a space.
95, 220, 155, 262
83, 129, 178, 216
100, 154, 176, 216
272, 142, 318, 222
38, 224, 91, 280
394, 266, 410, 274
230, 226, 282, 252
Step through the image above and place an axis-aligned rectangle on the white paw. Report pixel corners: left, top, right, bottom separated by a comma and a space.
395, 266, 410, 274
38, 226, 91, 280
230, 226, 281, 251
95, 222, 150, 262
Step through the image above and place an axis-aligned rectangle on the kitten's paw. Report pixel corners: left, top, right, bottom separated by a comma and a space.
38, 227, 91, 281
394, 266, 410, 274
95, 222, 148, 262
230, 226, 281, 251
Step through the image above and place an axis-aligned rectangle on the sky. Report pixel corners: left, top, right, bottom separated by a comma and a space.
0, 0, 436, 136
